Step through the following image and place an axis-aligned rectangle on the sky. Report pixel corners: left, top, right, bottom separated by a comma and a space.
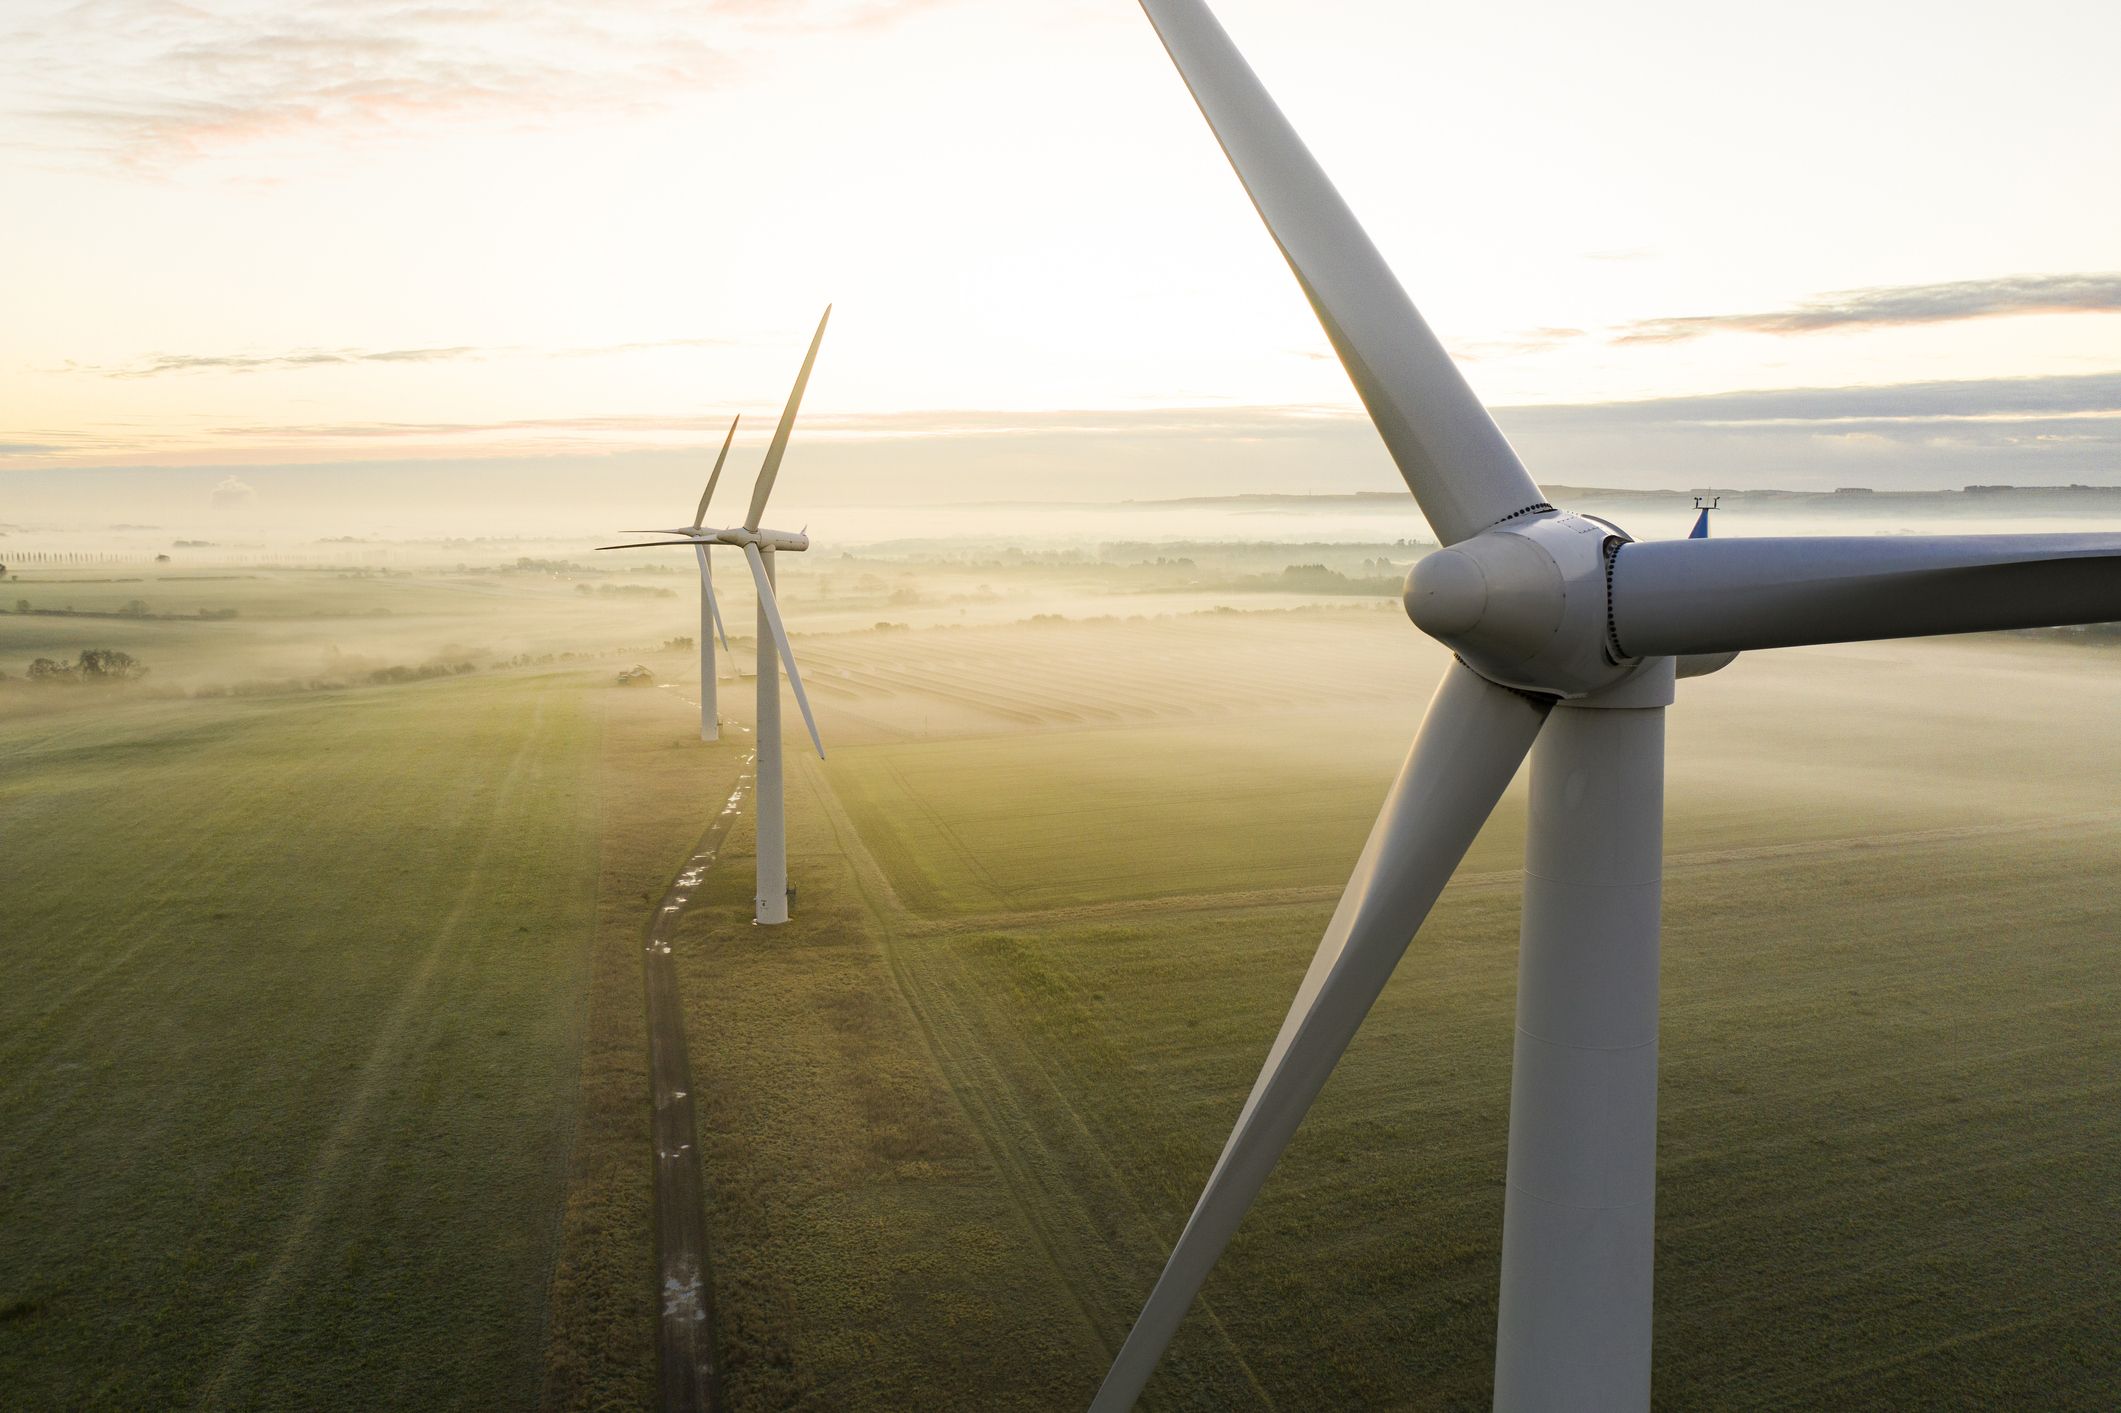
3, 0, 2120, 530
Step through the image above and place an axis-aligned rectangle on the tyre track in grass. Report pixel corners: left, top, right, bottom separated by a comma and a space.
796, 755, 1277, 1409
901, 806, 2121, 936
795, 759, 1116, 1360
201, 689, 554, 1406
644, 734, 753, 1413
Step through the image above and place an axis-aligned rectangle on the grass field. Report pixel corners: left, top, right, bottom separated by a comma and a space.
6, 555, 2117, 1409
672, 612, 2121, 1409
0, 656, 615, 1407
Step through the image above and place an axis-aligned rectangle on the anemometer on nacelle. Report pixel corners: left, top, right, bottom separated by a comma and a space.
1690, 495, 1720, 539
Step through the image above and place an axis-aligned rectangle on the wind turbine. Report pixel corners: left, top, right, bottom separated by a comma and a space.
635, 415, 741, 739
602, 308, 832, 925
1096, 3, 2121, 1410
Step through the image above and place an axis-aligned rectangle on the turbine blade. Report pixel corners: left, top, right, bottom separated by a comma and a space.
596, 541, 700, 551
1092, 661, 1549, 1410
697, 546, 732, 652
1135, 0, 1545, 545
1611, 533, 2121, 656
745, 308, 831, 533
743, 543, 826, 759
694, 414, 740, 528
699, 541, 733, 653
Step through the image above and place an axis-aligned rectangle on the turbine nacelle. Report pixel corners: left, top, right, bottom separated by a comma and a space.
720, 525, 811, 554
1402, 510, 1643, 700
607, 525, 811, 554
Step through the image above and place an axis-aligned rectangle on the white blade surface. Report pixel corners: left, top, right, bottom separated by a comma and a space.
1612, 533, 2121, 656
1137, 0, 1545, 545
694, 414, 741, 528
742, 543, 825, 759
1092, 661, 1550, 1410
745, 307, 832, 533
697, 546, 731, 653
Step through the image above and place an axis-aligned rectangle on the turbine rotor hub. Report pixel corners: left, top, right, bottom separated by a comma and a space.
1403, 510, 1643, 699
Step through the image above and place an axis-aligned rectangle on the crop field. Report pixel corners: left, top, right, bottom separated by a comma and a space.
675, 609, 2121, 1409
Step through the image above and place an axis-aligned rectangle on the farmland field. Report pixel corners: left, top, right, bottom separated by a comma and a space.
4, 558, 2117, 1410
0, 668, 603, 1407
0, 569, 744, 1410
679, 611, 2121, 1410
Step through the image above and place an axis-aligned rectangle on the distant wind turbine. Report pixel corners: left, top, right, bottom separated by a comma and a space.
601, 308, 832, 925
629, 414, 742, 739
603, 415, 739, 738
1094, 3, 2121, 1410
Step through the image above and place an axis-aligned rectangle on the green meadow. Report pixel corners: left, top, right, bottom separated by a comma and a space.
0, 560, 765, 1409
0, 668, 602, 1407
686, 619, 2121, 1410
3, 563, 2116, 1409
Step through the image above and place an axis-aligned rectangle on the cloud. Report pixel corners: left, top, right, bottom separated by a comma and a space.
152, 371, 2121, 452
193, 403, 1383, 445
82, 336, 733, 378
1617, 273, 2121, 343
1299, 327, 1589, 364
559, 337, 734, 358
17, 373, 2120, 496
1500, 371, 2121, 430
209, 473, 257, 508
1492, 373, 2121, 489
0, 1, 959, 168
105, 346, 482, 378
1450, 327, 1587, 361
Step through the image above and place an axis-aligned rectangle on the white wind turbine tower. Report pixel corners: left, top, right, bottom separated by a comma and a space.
1096, 3, 2121, 1411
603, 308, 831, 925
653, 415, 740, 740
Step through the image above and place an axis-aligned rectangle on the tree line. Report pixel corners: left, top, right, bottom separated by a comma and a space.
10, 649, 148, 684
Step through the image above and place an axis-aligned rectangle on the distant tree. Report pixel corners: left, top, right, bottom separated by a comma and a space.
119, 599, 150, 617
75, 649, 145, 682
154, 553, 171, 563
27, 657, 75, 683
14, 599, 27, 614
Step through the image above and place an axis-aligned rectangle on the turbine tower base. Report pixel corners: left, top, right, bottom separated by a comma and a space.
754, 549, 789, 926
697, 545, 719, 742
1494, 661, 1671, 1412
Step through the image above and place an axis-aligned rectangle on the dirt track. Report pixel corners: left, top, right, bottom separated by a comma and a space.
645, 747, 753, 1413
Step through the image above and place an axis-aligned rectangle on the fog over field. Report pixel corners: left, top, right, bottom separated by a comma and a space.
3, 520, 2116, 1407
